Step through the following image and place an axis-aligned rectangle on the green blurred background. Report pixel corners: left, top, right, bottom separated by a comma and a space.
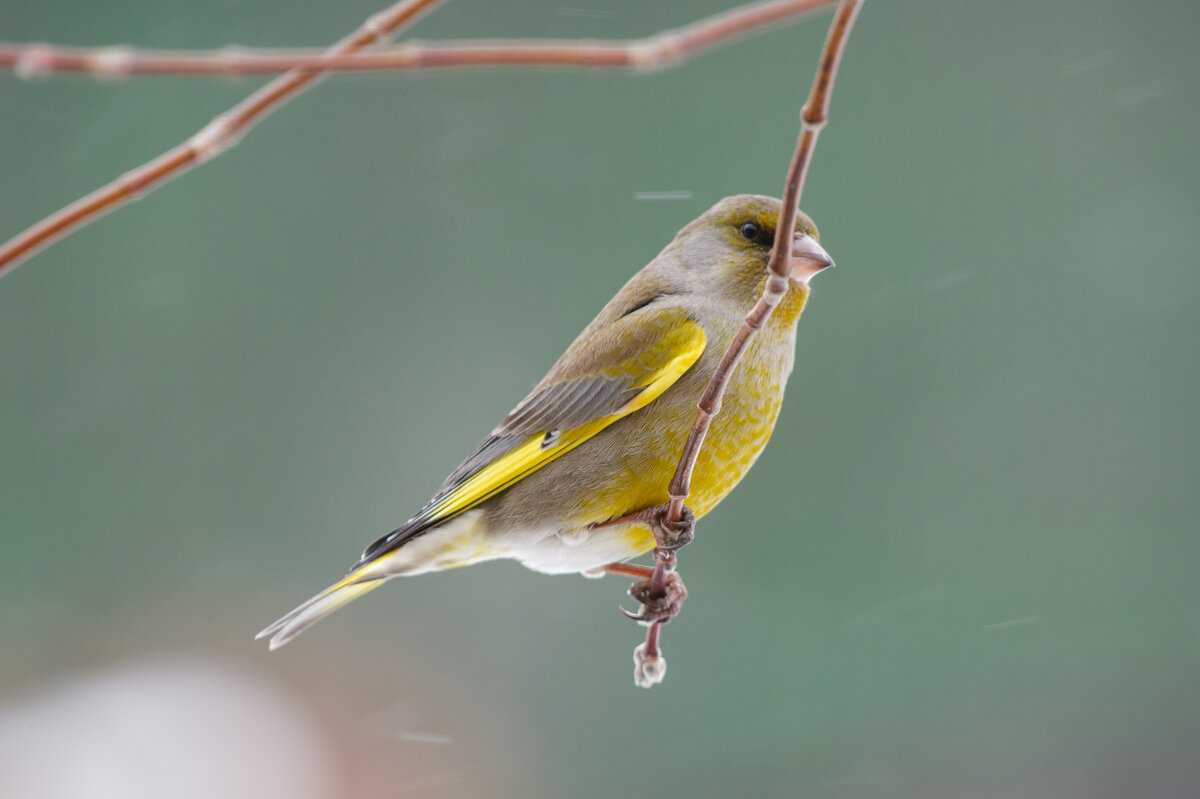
2, 1, 1198, 797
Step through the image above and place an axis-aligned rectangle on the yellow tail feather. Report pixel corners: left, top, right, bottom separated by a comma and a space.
256, 569, 386, 650
259, 512, 491, 649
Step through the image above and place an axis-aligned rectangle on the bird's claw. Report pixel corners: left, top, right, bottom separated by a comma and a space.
590, 503, 695, 551
647, 505, 695, 551
620, 572, 688, 626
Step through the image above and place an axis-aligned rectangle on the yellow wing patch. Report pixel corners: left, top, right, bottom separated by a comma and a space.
426, 320, 706, 522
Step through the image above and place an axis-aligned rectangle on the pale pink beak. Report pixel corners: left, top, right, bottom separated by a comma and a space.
790, 234, 835, 284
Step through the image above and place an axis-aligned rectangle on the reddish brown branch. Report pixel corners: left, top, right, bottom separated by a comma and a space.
0, 0, 447, 278
0, 0, 828, 79
634, 0, 862, 686
0, 0, 841, 280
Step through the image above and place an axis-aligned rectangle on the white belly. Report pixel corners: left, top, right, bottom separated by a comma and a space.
501, 523, 653, 575
381, 511, 652, 577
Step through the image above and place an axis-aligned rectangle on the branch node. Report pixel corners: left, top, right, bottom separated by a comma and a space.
218, 46, 252, 78
363, 11, 393, 43
188, 115, 239, 163
14, 44, 55, 80
698, 395, 721, 416
763, 274, 790, 303
800, 104, 829, 130
632, 33, 684, 72
88, 46, 136, 81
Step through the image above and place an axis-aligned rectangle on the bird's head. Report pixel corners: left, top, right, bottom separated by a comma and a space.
668, 194, 833, 309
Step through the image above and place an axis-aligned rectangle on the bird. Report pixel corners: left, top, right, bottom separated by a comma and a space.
257, 194, 834, 649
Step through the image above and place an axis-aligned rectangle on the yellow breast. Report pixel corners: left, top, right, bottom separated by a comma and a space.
572, 286, 806, 549
687, 346, 790, 516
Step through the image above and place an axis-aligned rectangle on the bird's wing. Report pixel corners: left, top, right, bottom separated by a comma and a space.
355, 304, 706, 566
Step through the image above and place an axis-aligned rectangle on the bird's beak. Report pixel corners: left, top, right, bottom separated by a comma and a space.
790, 234, 835, 284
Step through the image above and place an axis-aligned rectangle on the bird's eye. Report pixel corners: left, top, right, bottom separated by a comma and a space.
738, 221, 773, 246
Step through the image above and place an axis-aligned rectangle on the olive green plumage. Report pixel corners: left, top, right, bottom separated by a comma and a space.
259, 194, 833, 649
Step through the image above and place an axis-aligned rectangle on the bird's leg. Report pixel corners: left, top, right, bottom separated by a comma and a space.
603, 562, 654, 580
596, 503, 695, 626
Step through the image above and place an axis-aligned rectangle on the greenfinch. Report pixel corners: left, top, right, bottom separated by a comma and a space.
258, 194, 833, 649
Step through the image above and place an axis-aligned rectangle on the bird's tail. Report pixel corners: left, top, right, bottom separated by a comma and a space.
258, 510, 488, 649
256, 563, 388, 650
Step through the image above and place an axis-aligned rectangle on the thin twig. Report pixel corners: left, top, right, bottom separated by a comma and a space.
0, 0, 826, 78
0, 0, 445, 279
0, 0, 835, 279
2, 0, 863, 688
636, 0, 862, 679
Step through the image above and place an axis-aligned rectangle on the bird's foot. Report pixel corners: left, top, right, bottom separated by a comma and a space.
645, 504, 696, 551
621, 571, 688, 626
598, 504, 693, 627
591, 503, 696, 551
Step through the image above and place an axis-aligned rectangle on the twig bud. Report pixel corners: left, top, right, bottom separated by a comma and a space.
633, 642, 667, 688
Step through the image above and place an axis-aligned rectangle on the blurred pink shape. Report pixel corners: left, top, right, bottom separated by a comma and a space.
0, 656, 338, 799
